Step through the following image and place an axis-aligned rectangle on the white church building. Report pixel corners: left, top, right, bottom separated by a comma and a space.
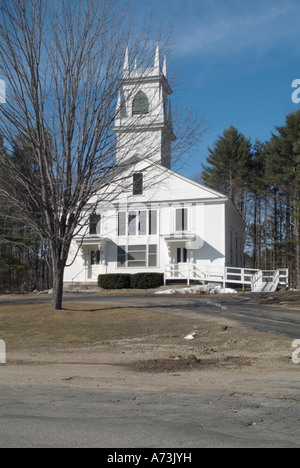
64, 45, 245, 288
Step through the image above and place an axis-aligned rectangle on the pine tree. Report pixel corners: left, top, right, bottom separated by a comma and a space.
0, 133, 51, 292
201, 126, 252, 216
267, 110, 300, 288
0, 136, 27, 291
247, 141, 268, 269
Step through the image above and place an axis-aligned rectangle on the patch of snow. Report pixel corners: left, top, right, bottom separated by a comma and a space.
156, 284, 237, 296
184, 332, 197, 341
156, 289, 177, 295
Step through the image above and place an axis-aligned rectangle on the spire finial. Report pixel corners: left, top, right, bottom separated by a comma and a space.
123, 46, 130, 78
154, 42, 160, 74
163, 55, 167, 78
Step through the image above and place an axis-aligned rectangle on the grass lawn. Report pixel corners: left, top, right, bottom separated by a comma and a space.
0, 301, 201, 351
0, 298, 293, 378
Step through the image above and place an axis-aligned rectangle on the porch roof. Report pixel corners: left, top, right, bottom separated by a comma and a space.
163, 233, 196, 243
74, 235, 110, 247
162, 233, 204, 250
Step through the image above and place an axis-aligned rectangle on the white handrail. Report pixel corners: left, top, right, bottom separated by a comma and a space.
164, 264, 289, 291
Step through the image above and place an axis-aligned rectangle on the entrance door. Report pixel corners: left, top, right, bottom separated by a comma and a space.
88, 249, 101, 279
176, 247, 189, 278
177, 248, 188, 264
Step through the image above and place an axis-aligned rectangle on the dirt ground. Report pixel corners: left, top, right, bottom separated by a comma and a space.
0, 297, 299, 398
252, 289, 300, 309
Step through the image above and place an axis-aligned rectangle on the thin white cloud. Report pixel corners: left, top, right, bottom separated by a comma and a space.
175, 1, 300, 57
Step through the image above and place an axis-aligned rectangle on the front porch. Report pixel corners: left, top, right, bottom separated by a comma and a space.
73, 235, 110, 282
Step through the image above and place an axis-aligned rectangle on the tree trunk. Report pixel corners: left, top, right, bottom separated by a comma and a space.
295, 200, 300, 289
253, 194, 257, 268
52, 260, 65, 310
257, 196, 262, 270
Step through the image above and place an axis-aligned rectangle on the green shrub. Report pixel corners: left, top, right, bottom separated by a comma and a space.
98, 274, 131, 290
130, 273, 164, 289
98, 272, 164, 290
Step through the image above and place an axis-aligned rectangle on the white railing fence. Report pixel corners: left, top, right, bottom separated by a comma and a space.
165, 264, 289, 292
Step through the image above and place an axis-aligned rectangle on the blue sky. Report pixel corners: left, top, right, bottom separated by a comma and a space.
127, 0, 300, 178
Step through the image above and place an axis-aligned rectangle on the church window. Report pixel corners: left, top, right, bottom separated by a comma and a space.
117, 246, 126, 267
139, 211, 147, 235
132, 91, 149, 115
89, 214, 101, 235
128, 245, 147, 267
128, 212, 137, 236
176, 208, 188, 232
148, 245, 157, 267
117, 210, 158, 236
133, 173, 143, 195
117, 244, 157, 268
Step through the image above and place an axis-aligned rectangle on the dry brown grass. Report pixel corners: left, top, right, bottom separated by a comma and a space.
0, 299, 295, 386
0, 300, 290, 362
0, 301, 201, 351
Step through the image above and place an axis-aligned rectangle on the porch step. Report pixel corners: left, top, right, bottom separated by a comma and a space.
254, 282, 277, 293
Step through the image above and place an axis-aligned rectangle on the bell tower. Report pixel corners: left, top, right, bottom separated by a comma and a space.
114, 44, 176, 169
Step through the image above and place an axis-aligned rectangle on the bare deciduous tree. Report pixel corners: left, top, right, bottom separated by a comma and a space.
0, 0, 205, 309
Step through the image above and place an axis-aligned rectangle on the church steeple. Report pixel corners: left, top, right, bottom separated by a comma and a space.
115, 45, 176, 169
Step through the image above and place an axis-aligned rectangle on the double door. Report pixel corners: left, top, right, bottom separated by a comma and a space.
175, 247, 190, 278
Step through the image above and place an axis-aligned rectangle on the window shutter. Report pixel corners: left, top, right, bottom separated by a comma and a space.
149, 210, 157, 235
139, 211, 147, 235
118, 212, 126, 236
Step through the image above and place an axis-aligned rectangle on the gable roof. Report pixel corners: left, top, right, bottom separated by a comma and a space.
140, 157, 228, 201
167, 166, 228, 199
141, 159, 245, 227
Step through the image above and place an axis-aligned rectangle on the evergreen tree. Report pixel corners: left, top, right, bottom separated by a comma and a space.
196, 112, 300, 286
267, 110, 300, 287
0, 135, 27, 291
201, 126, 252, 216
0, 133, 51, 292
247, 141, 268, 269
